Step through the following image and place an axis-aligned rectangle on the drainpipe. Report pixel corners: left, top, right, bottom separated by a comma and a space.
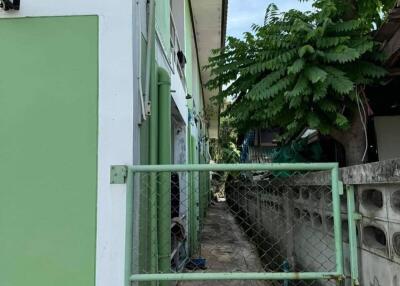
147, 0, 158, 280
144, 0, 156, 117
157, 67, 172, 286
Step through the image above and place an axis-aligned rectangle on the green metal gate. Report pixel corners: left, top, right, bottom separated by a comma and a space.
111, 163, 359, 285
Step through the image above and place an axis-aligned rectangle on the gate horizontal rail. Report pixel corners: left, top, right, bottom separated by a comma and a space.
129, 272, 342, 281
127, 163, 338, 172
115, 163, 359, 284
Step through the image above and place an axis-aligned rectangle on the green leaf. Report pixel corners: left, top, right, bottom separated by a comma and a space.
335, 113, 349, 129
319, 99, 337, 112
298, 45, 315, 58
328, 76, 354, 94
357, 61, 388, 78
304, 66, 328, 83
246, 69, 287, 100
285, 75, 308, 98
331, 20, 361, 32
324, 66, 354, 94
313, 81, 328, 101
322, 45, 361, 63
288, 59, 306, 74
351, 39, 374, 55
316, 36, 350, 49
307, 112, 321, 128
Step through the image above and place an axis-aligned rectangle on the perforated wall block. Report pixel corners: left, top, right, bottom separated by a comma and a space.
360, 217, 390, 258
389, 222, 400, 263
388, 186, 400, 223
358, 185, 388, 220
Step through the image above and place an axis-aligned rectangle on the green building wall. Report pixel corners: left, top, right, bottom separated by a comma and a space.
137, 0, 210, 273
0, 16, 99, 286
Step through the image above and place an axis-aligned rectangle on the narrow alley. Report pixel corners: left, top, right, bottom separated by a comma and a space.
180, 202, 269, 286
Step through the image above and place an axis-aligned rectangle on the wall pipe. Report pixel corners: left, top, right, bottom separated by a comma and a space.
144, 0, 156, 117
148, 0, 158, 281
157, 67, 172, 286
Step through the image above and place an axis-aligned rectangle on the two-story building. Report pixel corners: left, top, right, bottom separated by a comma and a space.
0, 1, 227, 285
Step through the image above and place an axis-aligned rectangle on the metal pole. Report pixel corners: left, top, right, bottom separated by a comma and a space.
128, 163, 338, 173
125, 171, 134, 286
130, 272, 342, 282
157, 67, 172, 286
346, 185, 360, 286
331, 166, 344, 277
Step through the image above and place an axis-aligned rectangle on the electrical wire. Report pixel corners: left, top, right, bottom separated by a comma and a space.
356, 87, 369, 163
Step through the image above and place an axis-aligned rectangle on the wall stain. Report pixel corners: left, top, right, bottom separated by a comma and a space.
370, 276, 381, 286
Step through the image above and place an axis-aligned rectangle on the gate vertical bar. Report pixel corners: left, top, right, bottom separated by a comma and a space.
331, 165, 344, 278
346, 185, 360, 286
125, 170, 134, 286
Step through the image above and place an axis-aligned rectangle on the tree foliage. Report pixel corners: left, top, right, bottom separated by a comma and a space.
209, 117, 240, 163
206, 0, 389, 141
328, 0, 397, 27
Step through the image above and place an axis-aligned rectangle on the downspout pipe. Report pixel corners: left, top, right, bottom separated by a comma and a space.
148, 0, 158, 280
157, 67, 172, 286
144, 0, 156, 117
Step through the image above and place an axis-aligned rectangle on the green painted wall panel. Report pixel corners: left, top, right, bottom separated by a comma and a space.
0, 16, 98, 286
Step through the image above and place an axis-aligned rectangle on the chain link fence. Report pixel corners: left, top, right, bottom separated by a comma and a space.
124, 164, 353, 285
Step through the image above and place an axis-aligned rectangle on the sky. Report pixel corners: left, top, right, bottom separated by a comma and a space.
227, 0, 314, 38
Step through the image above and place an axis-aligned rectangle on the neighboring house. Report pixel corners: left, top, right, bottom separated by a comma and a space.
367, 4, 400, 162
0, 1, 227, 286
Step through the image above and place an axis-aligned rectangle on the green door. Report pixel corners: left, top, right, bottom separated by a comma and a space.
0, 16, 99, 286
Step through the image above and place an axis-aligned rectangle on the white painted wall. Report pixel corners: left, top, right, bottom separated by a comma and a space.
171, 69, 189, 125
0, 2, 140, 286
171, 0, 185, 53
374, 116, 400, 161
156, 21, 189, 127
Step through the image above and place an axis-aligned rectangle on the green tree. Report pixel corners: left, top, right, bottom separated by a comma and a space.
210, 116, 240, 163
206, 0, 392, 165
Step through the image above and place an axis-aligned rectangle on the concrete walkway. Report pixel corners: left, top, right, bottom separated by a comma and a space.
179, 202, 270, 286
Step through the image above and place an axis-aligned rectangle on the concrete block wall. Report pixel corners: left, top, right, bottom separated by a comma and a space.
357, 184, 400, 286
226, 180, 350, 285
225, 160, 400, 286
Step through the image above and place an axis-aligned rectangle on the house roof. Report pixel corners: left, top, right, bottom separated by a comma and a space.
190, 0, 228, 138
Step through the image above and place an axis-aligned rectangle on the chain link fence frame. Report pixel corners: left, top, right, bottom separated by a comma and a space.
111, 163, 359, 285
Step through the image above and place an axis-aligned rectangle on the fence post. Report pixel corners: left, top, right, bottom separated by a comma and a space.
331, 165, 344, 278
125, 170, 134, 286
346, 185, 360, 286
